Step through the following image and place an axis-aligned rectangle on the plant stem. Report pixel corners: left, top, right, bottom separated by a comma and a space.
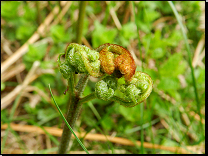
58, 1, 88, 153
58, 71, 75, 153
78, 92, 96, 105
76, 1, 87, 44
58, 73, 91, 154
75, 74, 89, 96
36, 1, 42, 25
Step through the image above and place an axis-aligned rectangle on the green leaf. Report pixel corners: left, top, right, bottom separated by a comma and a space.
143, 30, 166, 59
151, 48, 165, 59
159, 53, 187, 77
1, 1, 21, 19
164, 30, 183, 47
37, 108, 56, 122
119, 22, 137, 47
92, 20, 118, 48
23, 103, 39, 115
101, 115, 114, 131
144, 9, 160, 23
23, 43, 47, 70
37, 74, 56, 88
23, 4, 37, 21
121, 22, 137, 38
83, 85, 92, 96
16, 24, 36, 41
118, 104, 149, 123
50, 25, 69, 43
157, 77, 180, 91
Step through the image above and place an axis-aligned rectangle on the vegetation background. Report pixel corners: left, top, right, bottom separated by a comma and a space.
1, 1, 205, 154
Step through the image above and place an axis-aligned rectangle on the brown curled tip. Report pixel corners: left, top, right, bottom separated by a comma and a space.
96, 43, 136, 81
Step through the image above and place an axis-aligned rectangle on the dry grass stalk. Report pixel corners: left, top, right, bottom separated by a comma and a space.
192, 36, 204, 68
1, 61, 40, 110
160, 119, 181, 142
197, 48, 205, 67
152, 16, 174, 27
2, 148, 127, 154
1, 63, 25, 82
1, 122, 196, 154
105, 1, 122, 30
189, 111, 205, 124
1, 5, 61, 74
50, 1, 72, 26
82, 37, 92, 49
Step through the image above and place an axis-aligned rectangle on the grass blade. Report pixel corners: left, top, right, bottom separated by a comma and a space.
168, 1, 204, 152
168, 1, 201, 126
48, 84, 89, 154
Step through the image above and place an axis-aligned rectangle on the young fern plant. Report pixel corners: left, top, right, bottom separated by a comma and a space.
58, 43, 153, 106
57, 43, 153, 153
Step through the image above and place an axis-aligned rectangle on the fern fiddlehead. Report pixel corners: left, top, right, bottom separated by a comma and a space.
58, 43, 103, 78
95, 71, 153, 107
96, 43, 136, 81
58, 43, 153, 107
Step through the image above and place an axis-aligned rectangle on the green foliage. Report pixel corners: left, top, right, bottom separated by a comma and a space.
92, 20, 118, 48
50, 25, 70, 43
100, 115, 114, 131
16, 24, 36, 41
158, 77, 180, 91
1, 109, 9, 123
118, 104, 148, 122
1, 1, 21, 19
1, 1, 38, 42
1, 1, 205, 154
23, 43, 47, 70
159, 53, 187, 77
119, 22, 137, 46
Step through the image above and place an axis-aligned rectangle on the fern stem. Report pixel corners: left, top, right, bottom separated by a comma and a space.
76, 1, 87, 44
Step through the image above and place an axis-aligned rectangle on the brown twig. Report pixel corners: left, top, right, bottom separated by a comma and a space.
1, 122, 198, 154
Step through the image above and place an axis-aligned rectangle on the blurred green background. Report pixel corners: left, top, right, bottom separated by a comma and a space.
1, 1, 205, 154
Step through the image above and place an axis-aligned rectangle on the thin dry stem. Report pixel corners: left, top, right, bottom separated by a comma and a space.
189, 111, 205, 124
1, 61, 40, 110
82, 37, 92, 49
1, 63, 25, 82
50, 1, 72, 26
105, 1, 122, 30
1, 123, 199, 154
192, 36, 204, 68
1, 4, 61, 74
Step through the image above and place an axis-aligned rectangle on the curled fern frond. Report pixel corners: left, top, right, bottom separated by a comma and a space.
95, 72, 153, 107
96, 43, 136, 81
114, 71, 153, 107
58, 43, 153, 107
